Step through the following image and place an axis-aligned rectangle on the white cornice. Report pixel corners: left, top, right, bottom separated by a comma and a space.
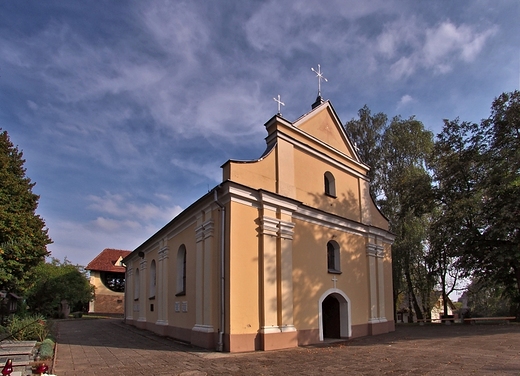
226, 183, 394, 244
276, 131, 369, 181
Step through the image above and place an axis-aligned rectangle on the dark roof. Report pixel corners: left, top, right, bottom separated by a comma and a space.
85, 248, 131, 272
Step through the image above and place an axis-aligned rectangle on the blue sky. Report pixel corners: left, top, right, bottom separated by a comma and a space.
1, 1, 518, 267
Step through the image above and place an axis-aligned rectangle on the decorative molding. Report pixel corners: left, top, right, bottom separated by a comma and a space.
260, 326, 282, 334
368, 317, 387, 323
366, 243, 378, 257
275, 131, 368, 180
259, 190, 299, 213
159, 246, 169, 261
195, 224, 204, 243
376, 245, 384, 258
279, 220, 295, 240
192, 324, 215, 333
280, 324, 297, 333
196, 219, 215, 243
203, 219, 214, 239
261, 216, 279, 236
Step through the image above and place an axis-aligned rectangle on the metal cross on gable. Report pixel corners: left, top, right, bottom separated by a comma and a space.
273, 94, 285, 116
332, 276, 338, 289
311, 64, 328, 97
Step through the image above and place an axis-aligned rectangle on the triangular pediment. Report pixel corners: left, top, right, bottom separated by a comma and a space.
293, 101, 361, 163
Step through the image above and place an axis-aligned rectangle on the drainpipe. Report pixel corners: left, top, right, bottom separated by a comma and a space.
214, 188, 225, 352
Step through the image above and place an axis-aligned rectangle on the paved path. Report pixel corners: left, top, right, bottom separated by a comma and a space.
54, 319, 520, 375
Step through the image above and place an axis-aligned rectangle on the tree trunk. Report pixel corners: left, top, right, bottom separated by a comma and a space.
514, 264, 520, 322
405, 268, 424, 320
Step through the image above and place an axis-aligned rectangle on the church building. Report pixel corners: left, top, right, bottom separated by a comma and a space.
123, 94, 395, 352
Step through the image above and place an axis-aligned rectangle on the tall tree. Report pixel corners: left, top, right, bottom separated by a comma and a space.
429, 119, 482, 316
346, 109, 435, 320
379, 116, 435, 321
344, 105, 388, 200
465, 91, 520, 314
0, 129, 52, 292
435, 91, 520, 317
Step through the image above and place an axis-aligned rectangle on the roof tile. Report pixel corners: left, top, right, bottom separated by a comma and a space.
86, 248, 131, 272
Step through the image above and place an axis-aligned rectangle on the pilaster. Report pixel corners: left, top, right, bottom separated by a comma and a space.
366, 242, 378, 321
126, 268, 134, 320
138, 258, 147, 322
157, 243, 169, 326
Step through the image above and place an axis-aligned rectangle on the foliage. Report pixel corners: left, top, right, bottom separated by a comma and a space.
468, 91, 520, 312
379, 116, 435, 320
465, 281, 514, 317
38, 338, 55, 360
436, 91, 520, 316
24, 258, 94, 317
428, 118, 482, 315
344, 105, 388, 200
348, 91, 520, 320
2, 314, 50, 341
0, 129, 52, 292
346, 110, 436, 320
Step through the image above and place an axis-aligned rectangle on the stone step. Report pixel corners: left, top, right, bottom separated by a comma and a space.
0, 340, 37, 375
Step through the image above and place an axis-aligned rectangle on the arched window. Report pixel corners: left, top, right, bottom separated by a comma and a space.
149, 260, 156, 298
134, 268, 140, 300
327, 241, 341, 273
176, 245, 187, 296
324, 171, 336, 197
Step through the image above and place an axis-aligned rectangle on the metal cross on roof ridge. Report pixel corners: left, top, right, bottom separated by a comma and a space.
273, 94, 285, 116
311, 64, 327, 97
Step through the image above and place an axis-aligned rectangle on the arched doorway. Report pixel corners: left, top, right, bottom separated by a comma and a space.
322, 295, 341, 338
318, 289, 351, 341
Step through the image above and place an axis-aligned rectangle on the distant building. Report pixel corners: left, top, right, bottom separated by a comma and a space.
86, 248, 131, 315
124, 97, 395, 352
430, 294, 457, 322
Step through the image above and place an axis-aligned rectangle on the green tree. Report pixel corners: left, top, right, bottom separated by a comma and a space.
344, 105, 388, 200
436, 91, 520, 317
429, 119, 482, 316
24, 258, 94, 317
465, 280, 513, 317
465, 91, 520, 314
346, 109, 435, 320
0, 130, 52, 292
379, 116, 435, 321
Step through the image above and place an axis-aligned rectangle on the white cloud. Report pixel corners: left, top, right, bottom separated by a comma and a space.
46, 217, 153, 266
87, 192, 182, 222
44, 192, 184, 265
398, 94, 414, 107
27, 100, 38, 111
141, 0, 210, 64
376, 19, 497, 79
170, 158, 222, 184
245, 0, 396, 53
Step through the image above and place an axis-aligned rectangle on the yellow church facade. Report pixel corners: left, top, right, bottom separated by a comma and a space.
123, 98, 395, 352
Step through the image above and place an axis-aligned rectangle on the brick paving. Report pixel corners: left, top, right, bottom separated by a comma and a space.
53, 318, 520, 376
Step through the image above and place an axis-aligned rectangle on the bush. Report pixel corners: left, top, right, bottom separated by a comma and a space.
38, 338, 55, 360
5, 314, 50, 341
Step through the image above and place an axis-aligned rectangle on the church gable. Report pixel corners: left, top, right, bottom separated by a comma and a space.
293, 101, 360, 164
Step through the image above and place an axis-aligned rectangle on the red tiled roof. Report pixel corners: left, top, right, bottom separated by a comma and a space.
85, 248, 131, 272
